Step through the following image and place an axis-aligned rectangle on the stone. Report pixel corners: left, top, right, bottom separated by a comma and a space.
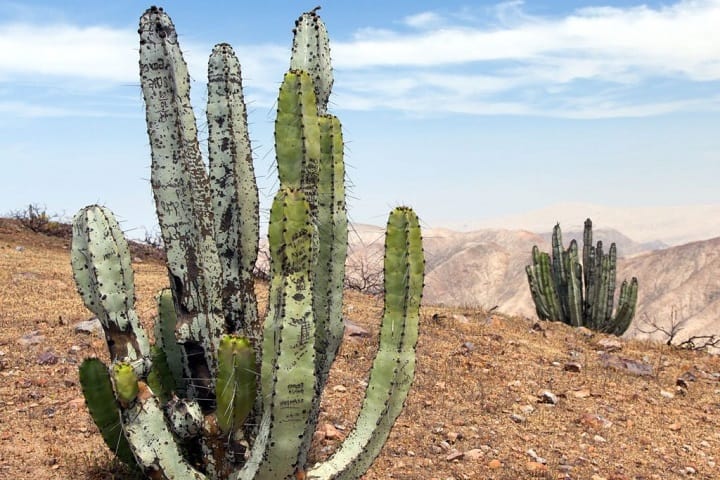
464, 449, 483, 460
599, 353, 653, 376
74, 318, 103, 335
343, 318, 370, 338
445, 450, 463, 461
564, 362, 582, 372
527, 462, 548, 473
488, 459, 502, 469
37, 351, 58, 365
596, 337, 623, 352
17, 331, 44, 346
538, 390, 558, 405
660, 389, 675, 399
577, 413, 613, 430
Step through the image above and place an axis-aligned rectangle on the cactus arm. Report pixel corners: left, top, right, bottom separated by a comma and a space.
565, 240, 584, 327
308, 207, 424, 480
313, 114, 348, 376
122, 387, 207, 479
139, 6, 225, 399
550, 223, 569, 321
78, 358, 136, 466
70, 205, 150, 363
241, 189, 318, 479
290, 9, 333, 114
526, 261, 551, 320
539, 250, 563, 320
582, 219, 596, 321
154, 288, 186, 396
606, 277, 638, 335
605, 243, 618, 323
146, 346, 175, 404
215, 335, 256, 434
526, 248, 562, 322
275, 70, 322, 203
298, 113, 349, 465
207, 43, 260, 339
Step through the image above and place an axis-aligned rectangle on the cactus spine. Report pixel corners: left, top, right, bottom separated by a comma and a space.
71, 7, 424, 479
526, 218, 638, 335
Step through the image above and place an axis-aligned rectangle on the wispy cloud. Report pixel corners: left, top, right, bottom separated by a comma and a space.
1, 1, 719, 119
330, 0, 720, 117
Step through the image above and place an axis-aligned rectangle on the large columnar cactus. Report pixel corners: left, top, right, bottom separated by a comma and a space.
525, 218, 638, 335
70, 6, 425, 480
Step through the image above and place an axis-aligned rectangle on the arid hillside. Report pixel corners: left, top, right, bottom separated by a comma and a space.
1, 218, 720, 480
347, 224, 720, 346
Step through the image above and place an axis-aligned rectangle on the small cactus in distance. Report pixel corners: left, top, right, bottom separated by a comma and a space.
525, 218, 638, 335
71, 6, 425, 479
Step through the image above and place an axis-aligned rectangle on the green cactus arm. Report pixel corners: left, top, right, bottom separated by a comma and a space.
290, 8, 333, 114
139, 6, 225, 397
207, 43, 260, 338
275, 70, 322, 203
215, 335, 257, 434
565, 240, 583, 327
70, 205, 150, 363
537, 250, 562, 320
590, 249, 610, 330
78, 358, 136, 467
605, 277, 638, 335
604, 243, 618, 323
154, 288, 186, 396
146, 346, 175, 404
122, 388, 207, 479
242, 188, 318, 479
582, 218, 593, 287
308, 206, 425, 480
526, 264, 551, 320
550, 223, 570, 321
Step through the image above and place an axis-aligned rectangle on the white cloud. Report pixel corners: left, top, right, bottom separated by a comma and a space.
0, 23, 136, 82
1, 1, 719, 119
327, 0, 720, 118
403, 12, 444, 29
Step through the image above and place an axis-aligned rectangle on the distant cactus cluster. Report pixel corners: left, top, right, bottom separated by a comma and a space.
525, 219, 638, 335
70, 6, 424, 479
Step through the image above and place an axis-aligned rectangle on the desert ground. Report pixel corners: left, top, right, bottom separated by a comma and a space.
1, 217, 719, 479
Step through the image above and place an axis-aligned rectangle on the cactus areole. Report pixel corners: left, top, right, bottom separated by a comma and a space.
525, 218, 638, 335
70, 6, 425, 480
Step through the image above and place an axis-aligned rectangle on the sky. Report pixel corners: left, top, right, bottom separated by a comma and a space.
1, 0, 719, 239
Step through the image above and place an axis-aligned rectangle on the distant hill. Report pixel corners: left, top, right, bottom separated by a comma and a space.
347, 223, 720, 345
454, 203, 720, 246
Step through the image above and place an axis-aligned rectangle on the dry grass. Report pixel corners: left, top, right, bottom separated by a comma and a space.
1, 217, 719, 480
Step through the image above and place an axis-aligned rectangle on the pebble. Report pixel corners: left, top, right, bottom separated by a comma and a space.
74, 318, 103, 335
660, 390, 675, 399
37, 351, 58, 365
527, 448, 546, 464
526, 461, 548, 473
487, 459, 502, 469
17, 331, 45, 346
464, 449, 483, 460
564, 362, 582, 372
538, 390, 558, 405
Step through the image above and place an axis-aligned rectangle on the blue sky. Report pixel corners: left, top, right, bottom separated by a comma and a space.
1, 0, 719, 238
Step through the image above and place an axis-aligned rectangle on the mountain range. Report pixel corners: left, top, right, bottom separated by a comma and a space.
347, 206, 720, 346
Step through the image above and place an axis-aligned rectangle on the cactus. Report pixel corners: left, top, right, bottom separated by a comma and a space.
526, 218, 638, 335
71, 6, 425, 479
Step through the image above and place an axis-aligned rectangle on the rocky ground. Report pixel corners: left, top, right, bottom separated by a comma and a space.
1, 217, 719, 479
